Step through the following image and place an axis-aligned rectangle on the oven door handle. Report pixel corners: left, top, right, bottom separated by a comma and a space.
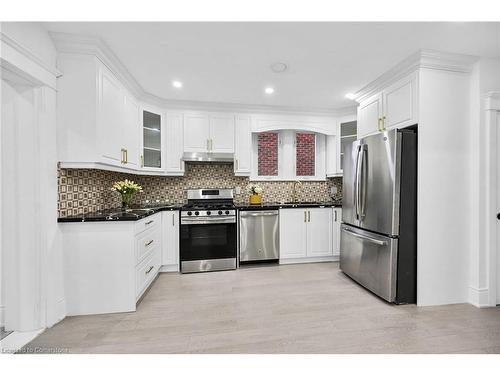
181, 218, 236, 225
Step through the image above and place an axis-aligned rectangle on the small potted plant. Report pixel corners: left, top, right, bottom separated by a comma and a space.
247, 183, 263, 205
111, 179, 143, 209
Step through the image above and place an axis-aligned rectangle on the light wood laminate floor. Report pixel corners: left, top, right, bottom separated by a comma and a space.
22, 262, 500, 353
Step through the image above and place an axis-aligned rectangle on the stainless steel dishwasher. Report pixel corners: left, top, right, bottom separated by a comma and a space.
239, 210, 279, 262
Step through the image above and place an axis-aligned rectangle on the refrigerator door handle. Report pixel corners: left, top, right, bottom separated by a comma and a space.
359, 144, 368, 219
354, 145, 362, 219
342, 226, 388, 246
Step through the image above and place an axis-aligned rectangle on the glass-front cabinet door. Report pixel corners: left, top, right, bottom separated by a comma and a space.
142, 110, 162, 169
339, 120, 357, 173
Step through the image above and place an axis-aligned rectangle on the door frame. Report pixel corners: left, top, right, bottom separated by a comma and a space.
485, 92, 500, 306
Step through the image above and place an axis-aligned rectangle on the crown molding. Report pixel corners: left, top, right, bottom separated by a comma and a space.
50, 32, 144, 98
485, 91, 500, 111
354, 49, 478, 103
49, 32, 354, 117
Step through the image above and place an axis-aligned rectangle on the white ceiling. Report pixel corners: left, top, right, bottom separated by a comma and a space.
43, 22, 500, 112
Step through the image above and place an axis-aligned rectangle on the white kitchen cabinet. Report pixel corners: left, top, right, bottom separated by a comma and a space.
382, 72, 418, 130
332, 207, 342, 257
210, 113, 235, 153
279, 207, 334, 263
325, 134, 338, 177
161, 210, 180, 272
183, 112, 235, 154
140, 106, 163, 170
57, 54, 140, 172
306, 208, 333, 257
357, 93, 383, 139
62, 213, 163, 316
234, 114, 252, 176
165, 112, 185, 175
183, 113, 210, 152
357, 73, 418, 139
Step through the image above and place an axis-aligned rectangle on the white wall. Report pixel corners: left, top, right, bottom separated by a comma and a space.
1, 22, 65, 331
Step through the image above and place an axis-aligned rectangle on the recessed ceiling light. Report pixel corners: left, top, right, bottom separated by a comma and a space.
172, 80, 183, 88
345, 93, 356, 100
270, 62, 288, 73
265, 87, 275, 95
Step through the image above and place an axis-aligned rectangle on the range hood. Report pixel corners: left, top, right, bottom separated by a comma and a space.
182, 152, 234, 163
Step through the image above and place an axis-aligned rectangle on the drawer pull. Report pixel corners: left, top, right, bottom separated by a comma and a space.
145, 265, 154, 275
145, 239, 154, 247
145, 220, 154, 225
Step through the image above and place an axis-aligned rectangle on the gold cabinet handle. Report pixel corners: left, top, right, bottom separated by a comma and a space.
121, 148, 126, 164
334, 210, 337, 222
145, 239, 154, 247
308, 211, 311, 222
235, 159, 239, 171
172, 213, 175, 226
304, 211, 307, 223
377, 118, 382, 132
140, 154, 144, 168
382, 116, 386, 130
145, 265, 154, 275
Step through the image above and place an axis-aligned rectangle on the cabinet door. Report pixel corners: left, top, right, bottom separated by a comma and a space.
332, 208, 342, 257
99, 67, 124, 164
382, 73, 418, 130
183, 113, 210, 152
234, 114, 251, 175
165, 112, 185, 175
123, 95, 139, 167
162, 211, 180, 267
279, 209, 307, 259
306, 208, 333, 257
210, 114, 235, 153
357, 93, 382, 139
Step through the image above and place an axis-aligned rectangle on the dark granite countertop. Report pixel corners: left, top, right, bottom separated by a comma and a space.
58, 203, 183, 223
237, 201, 342, 211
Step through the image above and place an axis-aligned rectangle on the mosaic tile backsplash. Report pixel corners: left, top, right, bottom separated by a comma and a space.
58, 163, 343, 217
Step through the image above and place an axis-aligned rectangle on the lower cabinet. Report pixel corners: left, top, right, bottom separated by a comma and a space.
161, 210, 180, 272
62, 212, 180, 316
332, 207, 342, 257
279, 207, 339, 264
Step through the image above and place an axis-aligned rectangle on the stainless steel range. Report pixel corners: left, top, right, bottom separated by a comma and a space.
180, 189, 237, 273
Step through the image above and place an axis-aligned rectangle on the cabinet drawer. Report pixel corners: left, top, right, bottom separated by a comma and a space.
136, 247, 161, 300
135, 227, 161, 265
135, 213, 160, 235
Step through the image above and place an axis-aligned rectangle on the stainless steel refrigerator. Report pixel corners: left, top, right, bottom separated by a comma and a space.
340, 128, 417, 304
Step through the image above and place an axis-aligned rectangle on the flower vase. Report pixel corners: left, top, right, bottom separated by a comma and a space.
249, 194, 262, 205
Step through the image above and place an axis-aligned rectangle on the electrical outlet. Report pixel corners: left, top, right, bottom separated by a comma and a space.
331, 186, 338, 195
235, 187, 241, 195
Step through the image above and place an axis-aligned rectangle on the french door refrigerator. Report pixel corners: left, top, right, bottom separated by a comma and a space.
340, 128, 417, 304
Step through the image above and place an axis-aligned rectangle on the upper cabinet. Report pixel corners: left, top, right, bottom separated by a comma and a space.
141, 108, 162, 170
57, 54, 140, 171
357, 73, 418, 139
183, 112, 235, 154
326, 116, 357, 177
165, 112, 185, 175
234, 114, 252, 176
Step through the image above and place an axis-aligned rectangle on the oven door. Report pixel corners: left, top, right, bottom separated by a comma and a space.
180, 218, 237, 273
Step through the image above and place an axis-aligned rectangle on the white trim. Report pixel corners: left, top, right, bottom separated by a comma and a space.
485, 92, 500, 307
354, 49, 478, 103
50, 32, 357, 116
0, 328, 44, 354
159, 264, 179, 273
279, 256, 338, 265
58, 161, 184, 176
469, 286, 490, 308
0, 32, 61, 90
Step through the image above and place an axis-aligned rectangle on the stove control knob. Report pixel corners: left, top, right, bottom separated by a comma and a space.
225, 210, 230, 215
206, 211, 211, 215
187, 211, 192, 216
195, 211, 199, 216
218, 210, 223, 215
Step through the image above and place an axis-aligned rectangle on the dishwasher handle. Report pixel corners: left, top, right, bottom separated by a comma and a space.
240, 211, 279, 217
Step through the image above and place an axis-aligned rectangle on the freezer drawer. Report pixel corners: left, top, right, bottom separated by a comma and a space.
239, 210, 279, 262
340, 224, 398, 302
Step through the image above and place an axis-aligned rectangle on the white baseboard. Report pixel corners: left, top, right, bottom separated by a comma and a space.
0, 328, 44, 354
469, 286, 491, 307
279, 256, 338, 265
160, 264, 179, 273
